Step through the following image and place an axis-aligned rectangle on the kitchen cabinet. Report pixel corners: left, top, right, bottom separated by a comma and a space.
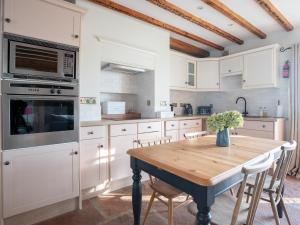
170, 52, 196, 90
197, 59, 220, 91
243, 47, 278, 89
2, 142, 79, 218
3, 0, 85, 47
220, 56, 243, 76
165, 121, 179, 142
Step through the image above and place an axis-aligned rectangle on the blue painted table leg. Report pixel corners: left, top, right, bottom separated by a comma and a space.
192, 188, 213, 225
196, 206, 211, 225
131, 158, 142, 225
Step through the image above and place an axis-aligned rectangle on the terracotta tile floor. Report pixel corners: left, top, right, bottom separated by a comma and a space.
36, 176, 300, 225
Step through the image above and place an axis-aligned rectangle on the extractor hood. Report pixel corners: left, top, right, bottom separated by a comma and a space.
101, 63, 147, 75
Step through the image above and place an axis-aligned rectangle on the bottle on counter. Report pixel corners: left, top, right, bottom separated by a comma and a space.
263, 107, 268, 117
259, 107, 264, 117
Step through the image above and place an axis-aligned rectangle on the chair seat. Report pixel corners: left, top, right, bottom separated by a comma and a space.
188, 192, 249, 225
247, 174, 280, 190
150, 180, 183, 198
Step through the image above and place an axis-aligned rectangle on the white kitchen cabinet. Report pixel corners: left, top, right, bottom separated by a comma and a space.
2, 142, 79, 218
220, 56, 243, 76
80, 138, 108, 189
3, 0, 85, 47
197, 59, 220, 91
166, 130, 179, 142
170, 52, 196, 90
110, 135, 137, 182
243, 47, 278, 89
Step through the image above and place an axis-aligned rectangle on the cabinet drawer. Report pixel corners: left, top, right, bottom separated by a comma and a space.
80, 126, 106, 140
165, 121, 179, 130
242, 121, 273, 131
110, 124, 137, 137
180, 119, 202, 129
166, 130, 179, 142
138, 122, 162, 133
236, 129, 274, 139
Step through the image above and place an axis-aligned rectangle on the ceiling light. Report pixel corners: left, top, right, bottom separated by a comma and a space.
228, 23, 234, 27
197, 6, 204, 10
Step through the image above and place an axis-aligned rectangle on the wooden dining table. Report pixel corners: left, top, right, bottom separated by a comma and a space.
127, 135, 286, 225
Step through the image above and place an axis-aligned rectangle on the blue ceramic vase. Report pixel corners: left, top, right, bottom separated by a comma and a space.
216, 128, 230, 147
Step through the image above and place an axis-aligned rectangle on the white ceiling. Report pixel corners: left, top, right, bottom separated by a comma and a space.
113, 0, 300, 51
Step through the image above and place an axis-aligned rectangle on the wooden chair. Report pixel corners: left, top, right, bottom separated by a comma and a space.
244, 141, 297, 225
136, 136, 192, 225
184, 131, 209, 140
188, 153, 275, 225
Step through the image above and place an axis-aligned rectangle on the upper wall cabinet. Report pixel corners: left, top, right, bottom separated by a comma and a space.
243, 47, 278, 89
220, 56, 243, 76
3, 0, 86, 47
170, 52, 196, 90
197, 59, 219, 91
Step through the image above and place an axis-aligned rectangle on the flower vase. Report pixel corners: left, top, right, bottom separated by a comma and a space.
216, 128, 230, 147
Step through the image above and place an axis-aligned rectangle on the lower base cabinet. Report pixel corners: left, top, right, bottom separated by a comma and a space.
2, 142, 79, 218
166, 130, 179, 142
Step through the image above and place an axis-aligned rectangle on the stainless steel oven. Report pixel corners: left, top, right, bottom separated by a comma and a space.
1, 79, 79, 150
2, 34, 78, 81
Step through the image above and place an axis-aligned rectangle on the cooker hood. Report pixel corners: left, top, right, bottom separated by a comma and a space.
101, 63, 147, 75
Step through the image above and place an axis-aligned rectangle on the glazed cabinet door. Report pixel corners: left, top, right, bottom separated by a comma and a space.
3, 0, 81, 46
80, 138, 109, 189
2, 142, 79, 218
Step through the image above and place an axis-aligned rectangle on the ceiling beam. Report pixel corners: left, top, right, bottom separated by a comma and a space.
202, 0, 267, 39
170, 38, 210, 58
255, 0, 293, 31
147, 0, 243, 45
89, 0, 224, 50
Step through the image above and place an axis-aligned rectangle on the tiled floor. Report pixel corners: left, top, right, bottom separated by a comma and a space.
36, 176, 300, 225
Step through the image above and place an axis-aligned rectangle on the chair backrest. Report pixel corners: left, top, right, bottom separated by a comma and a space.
184, 131, 208, 140
136, 136, 172, 184
232, 153, 274, 225
269, 141, 297, 201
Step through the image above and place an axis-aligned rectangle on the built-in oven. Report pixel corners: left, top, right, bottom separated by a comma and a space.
1, 79, 79, 150
2, 34, 78, 81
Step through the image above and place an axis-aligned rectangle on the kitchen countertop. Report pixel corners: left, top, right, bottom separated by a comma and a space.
80, 115, 285, 127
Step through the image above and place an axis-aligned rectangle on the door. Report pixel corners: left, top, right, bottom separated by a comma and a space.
187, 61, 197, 88
4, 0, 80, 46
2, 142, 79, 218
110, 135, 137, 181
197, 60, 219, 91
170, 53, 187, 88
80, 138, 109, 189
243, 48, 277, 89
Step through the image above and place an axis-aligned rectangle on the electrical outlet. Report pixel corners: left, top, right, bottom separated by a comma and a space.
80, 97, 96, 104
147, 100, 151, 106
160, 101, 167, 106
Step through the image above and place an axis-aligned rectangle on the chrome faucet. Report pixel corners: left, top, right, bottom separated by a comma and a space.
236, 97, 248, 117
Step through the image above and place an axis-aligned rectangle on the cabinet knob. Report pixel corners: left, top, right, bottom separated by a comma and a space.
5, 18, 11, 23
98, 144, 104, 148
183, 123, 187, 126
171, 124, 175, 127
262, 124, 266, 128
74, 34, 79, 39
74, 151, 78, 155
4, 161, 10, 166
121, 128, 127, 132
216, 82, 219, 86
228, 69, 231, 72
243, 80, 246, 83
87, 131, 94, 135
147, 126, 152, 129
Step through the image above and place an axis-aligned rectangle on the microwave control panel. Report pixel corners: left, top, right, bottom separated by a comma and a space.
63, 52, 75, 78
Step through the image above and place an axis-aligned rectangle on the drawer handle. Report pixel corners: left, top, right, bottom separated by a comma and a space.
196, 123, 199, 125
262, 125, 266, 128
121, 128, 127, 132
147, 126, 152, 129
184, 123, 187, 126
171, 124, 175, 127
4, 161, 10, 166
87, 131, 94, 135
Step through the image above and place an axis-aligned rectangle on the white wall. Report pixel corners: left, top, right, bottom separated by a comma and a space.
77, 0, 170, 121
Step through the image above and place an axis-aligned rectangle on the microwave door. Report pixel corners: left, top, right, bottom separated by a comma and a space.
9, 41, 61, 77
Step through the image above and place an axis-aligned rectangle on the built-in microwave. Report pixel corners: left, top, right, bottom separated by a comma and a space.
2, 34, 78, 81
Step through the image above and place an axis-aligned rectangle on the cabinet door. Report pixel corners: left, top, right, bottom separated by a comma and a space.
110, 135, 137, 182
197, 60, 219, 91
243, 48, 277, 89
220, 56, 243, 76
4, 0, 80, 46
2, 143, 79, 218
187, 61, 197, 88
170, 53, 188, 88
80, 138, 108, 189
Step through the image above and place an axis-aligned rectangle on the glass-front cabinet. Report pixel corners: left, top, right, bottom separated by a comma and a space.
187, 61, 196, 88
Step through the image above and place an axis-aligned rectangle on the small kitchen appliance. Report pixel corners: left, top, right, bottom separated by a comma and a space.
197, 105, 213, 115
102, 101, 126, 115
183, 104, 193, 116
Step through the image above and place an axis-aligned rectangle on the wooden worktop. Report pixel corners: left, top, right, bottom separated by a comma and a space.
127, 136, 285, 186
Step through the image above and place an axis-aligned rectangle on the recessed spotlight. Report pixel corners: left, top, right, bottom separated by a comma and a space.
197, 6, 204, 10
227, 23, 234, 27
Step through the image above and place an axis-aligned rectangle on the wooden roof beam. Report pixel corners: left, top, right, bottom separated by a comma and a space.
255, 0, 293, 31
147, 0, 243, 45
170, 38, 210, 58
202, 0, 267, 39
89, 0, 224, 50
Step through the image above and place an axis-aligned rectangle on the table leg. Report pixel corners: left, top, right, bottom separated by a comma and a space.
277, 185, 284, 219
193, 191, 212, 225
132, 165, 142, 225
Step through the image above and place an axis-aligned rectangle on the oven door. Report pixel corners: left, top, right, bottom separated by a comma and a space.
2, 95, 79, 150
